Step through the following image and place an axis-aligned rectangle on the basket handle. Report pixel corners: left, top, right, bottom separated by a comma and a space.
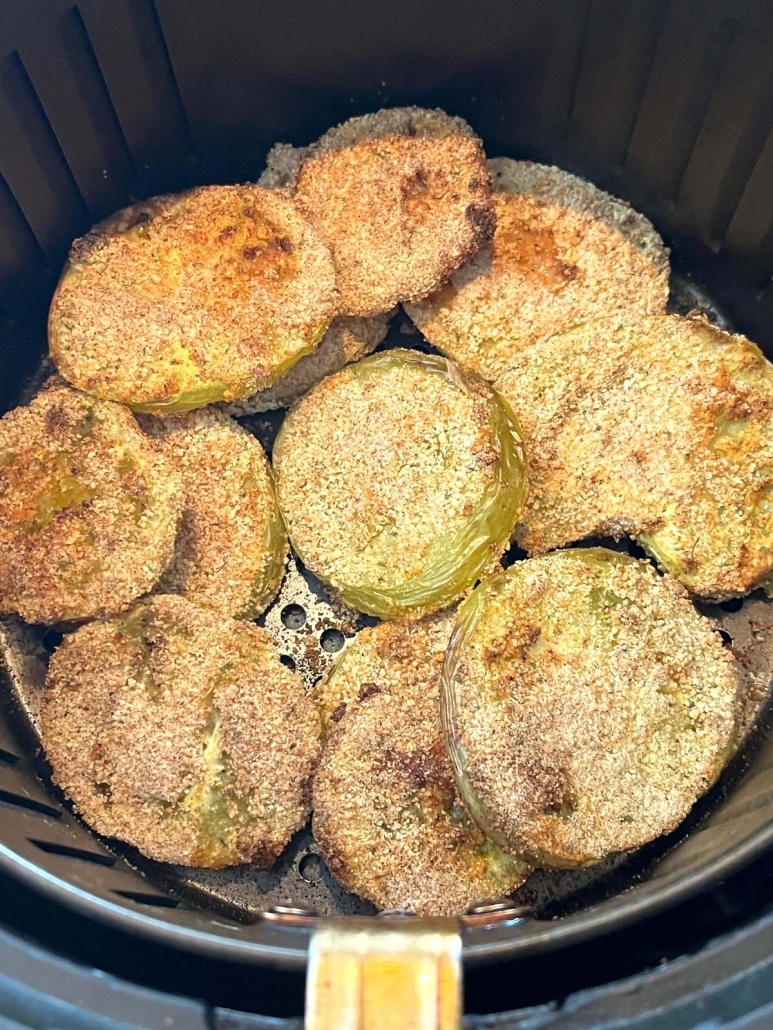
305, 917, 462, 1029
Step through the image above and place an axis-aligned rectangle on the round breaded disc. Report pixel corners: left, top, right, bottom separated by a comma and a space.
495, 314, 773, 600
443, 549, 740, 866
405, 159, 669, 381
273, 349, 528, 619
222, 312, 391, 415
41, 595, 322, 868
313, 613, 529, 915
259, 107, 476, 191
292, 134, 495, 316
49, 185, 337, 412
0, 384, 181, 625
140, 409, 287, 618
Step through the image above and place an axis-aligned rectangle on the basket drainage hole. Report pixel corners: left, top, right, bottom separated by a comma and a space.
718, 629, 733, 647
320, 628, 345, 653
280, 654, 297, 672
299, 853, 326, 882
719, 598, 744, 613
281, 604, 307, 630
42, 629, 64, 653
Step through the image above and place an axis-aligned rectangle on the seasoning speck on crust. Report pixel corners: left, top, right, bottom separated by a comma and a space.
313, 612, 529, 914
41, 595, 322, 868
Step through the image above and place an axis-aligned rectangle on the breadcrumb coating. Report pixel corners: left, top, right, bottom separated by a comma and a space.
293, 134, 495, 316
140, 409, 287, 618
221, 312, 391, 415
405, 159, 669, 381
495, 314, 773, 599
41, 595, 322, 867
443, 549, 741, 866
49, 185, 337, 411
273, 349, 527, 618
313, 613, 529, 914
0, 384, 181, 624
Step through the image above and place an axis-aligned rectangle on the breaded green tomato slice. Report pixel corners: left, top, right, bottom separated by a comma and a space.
49, 185, 337, 412
495, 314, 773, 600
41, 595, 322, 868
405, 159, 669, 382
140, 409, 287, 619
273, 349, 528, 618
313, 612, 529, 915
0, 384, 181, 625
442, 549, 740, 867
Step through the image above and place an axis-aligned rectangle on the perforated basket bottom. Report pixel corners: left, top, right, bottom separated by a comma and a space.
1, 279, 772, 925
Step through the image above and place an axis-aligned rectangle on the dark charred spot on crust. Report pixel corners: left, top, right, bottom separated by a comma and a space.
376, 746, 440, 792
218, 225, 237, 242
466, 203, 496, 243
277, 236, 293, 253
402, 168, 430, 200
358, 682, 380, 702
559, 262, 579, 281
242, 207, 256, 219
330, 702, 347, 723
45, 405, 71, 435
243, 247, 258, 261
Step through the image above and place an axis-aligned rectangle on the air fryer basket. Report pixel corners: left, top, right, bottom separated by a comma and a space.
1, 0, 773, 979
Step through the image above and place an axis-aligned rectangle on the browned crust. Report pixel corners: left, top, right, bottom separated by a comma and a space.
0, 384, 182, 624
447, 551, 741, 865
49, 185, 337, 408
312, 613, 529, 914
258, 107, 477, 191
41, 595, 322, 867
495, 314, 773, 599
405, 159, 669, 381
293, 134, 495, 316
139, 409, 287, 618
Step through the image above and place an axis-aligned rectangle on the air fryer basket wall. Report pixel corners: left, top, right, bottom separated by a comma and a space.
1, 0, 773, 972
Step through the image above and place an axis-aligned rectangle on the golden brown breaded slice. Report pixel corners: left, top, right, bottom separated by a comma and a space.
41, 595, 322, 868
273, 349, 527, 619
222, 312, 392, 415
495, 314, 773, 600
443, 549, 740, 867
313, 612, 529, 914
49, 185, 337, 412
259, 107, 476, 190
292, 134, 495, 316
405, 159, 669, 381
139, 409, 286, 618
0, 384, 181, 625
